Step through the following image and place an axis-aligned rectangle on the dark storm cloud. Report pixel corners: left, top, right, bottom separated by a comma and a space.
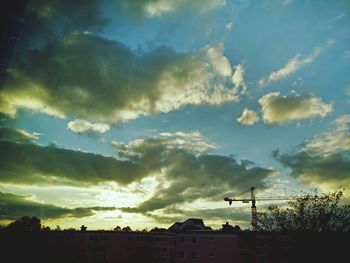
0, 128, 272, 211
273, 149, 350, 187
1, 33, 240, 122
114, 137, 275, 213
123, 155, 272, 213
0, 191, 115, 220
273, 115, 350, 189
30, 0, 107, 28
9, 0, 226, 55
0, 127, 38, 143
13, 0, 107, 51
0, 140, 147, 186
2, 0, 242, 122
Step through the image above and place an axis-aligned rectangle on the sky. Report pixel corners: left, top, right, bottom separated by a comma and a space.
0, 0, 350, 230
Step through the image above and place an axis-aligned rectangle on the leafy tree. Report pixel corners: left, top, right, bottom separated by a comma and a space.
221, 222, 241, 231
113, 226, 121, 231
256, 188, 350, 231
6, 216, 41, 232
42, 225, 51, 231
149, 227, 166, 232
122, 226, 132, 232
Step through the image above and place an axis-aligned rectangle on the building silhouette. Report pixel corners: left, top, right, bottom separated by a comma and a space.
0, 218, 348, 263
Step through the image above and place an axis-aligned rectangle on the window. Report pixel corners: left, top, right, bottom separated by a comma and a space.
179, 236, 185, 243
191, 251, 197, 260
179, 251, 185, 259
191, 237, 197, 244
209, 252, 214, 258
209, 236, 214, 241
258, 255, 266, 263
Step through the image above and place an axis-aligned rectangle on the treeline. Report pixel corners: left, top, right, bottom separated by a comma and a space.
0, 216, 168, 233
1, 216, 241, 233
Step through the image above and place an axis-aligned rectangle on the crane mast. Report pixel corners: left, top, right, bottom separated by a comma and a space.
224, 186, 290, 230
250, 187, 257, 229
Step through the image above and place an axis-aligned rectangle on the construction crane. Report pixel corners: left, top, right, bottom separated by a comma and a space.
224, 187, 291, 230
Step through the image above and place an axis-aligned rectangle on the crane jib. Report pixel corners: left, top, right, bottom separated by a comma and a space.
224, 187, 291, 230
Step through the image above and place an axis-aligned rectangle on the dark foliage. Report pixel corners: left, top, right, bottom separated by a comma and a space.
5, 216, 41, 232
122, 226, 132, 232
256, 188, 350, 231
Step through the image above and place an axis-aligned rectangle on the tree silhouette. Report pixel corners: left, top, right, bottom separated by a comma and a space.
113, 225, 121, 231
64, 228, 77, 231
42, 225, 51, 231
149, 227, 166, 232
122, 226, 132, 232
5, 216, 41, 232
256, 188, 350, 231
221, 222, 241, 232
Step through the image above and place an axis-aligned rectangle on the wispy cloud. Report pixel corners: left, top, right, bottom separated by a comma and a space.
282, 0, 292, 7
344, 51, 350, 60
333, 12, 346, 21
258, 41, 334, 88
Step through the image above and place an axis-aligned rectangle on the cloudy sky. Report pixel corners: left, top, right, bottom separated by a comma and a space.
0, 0, 349, 230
